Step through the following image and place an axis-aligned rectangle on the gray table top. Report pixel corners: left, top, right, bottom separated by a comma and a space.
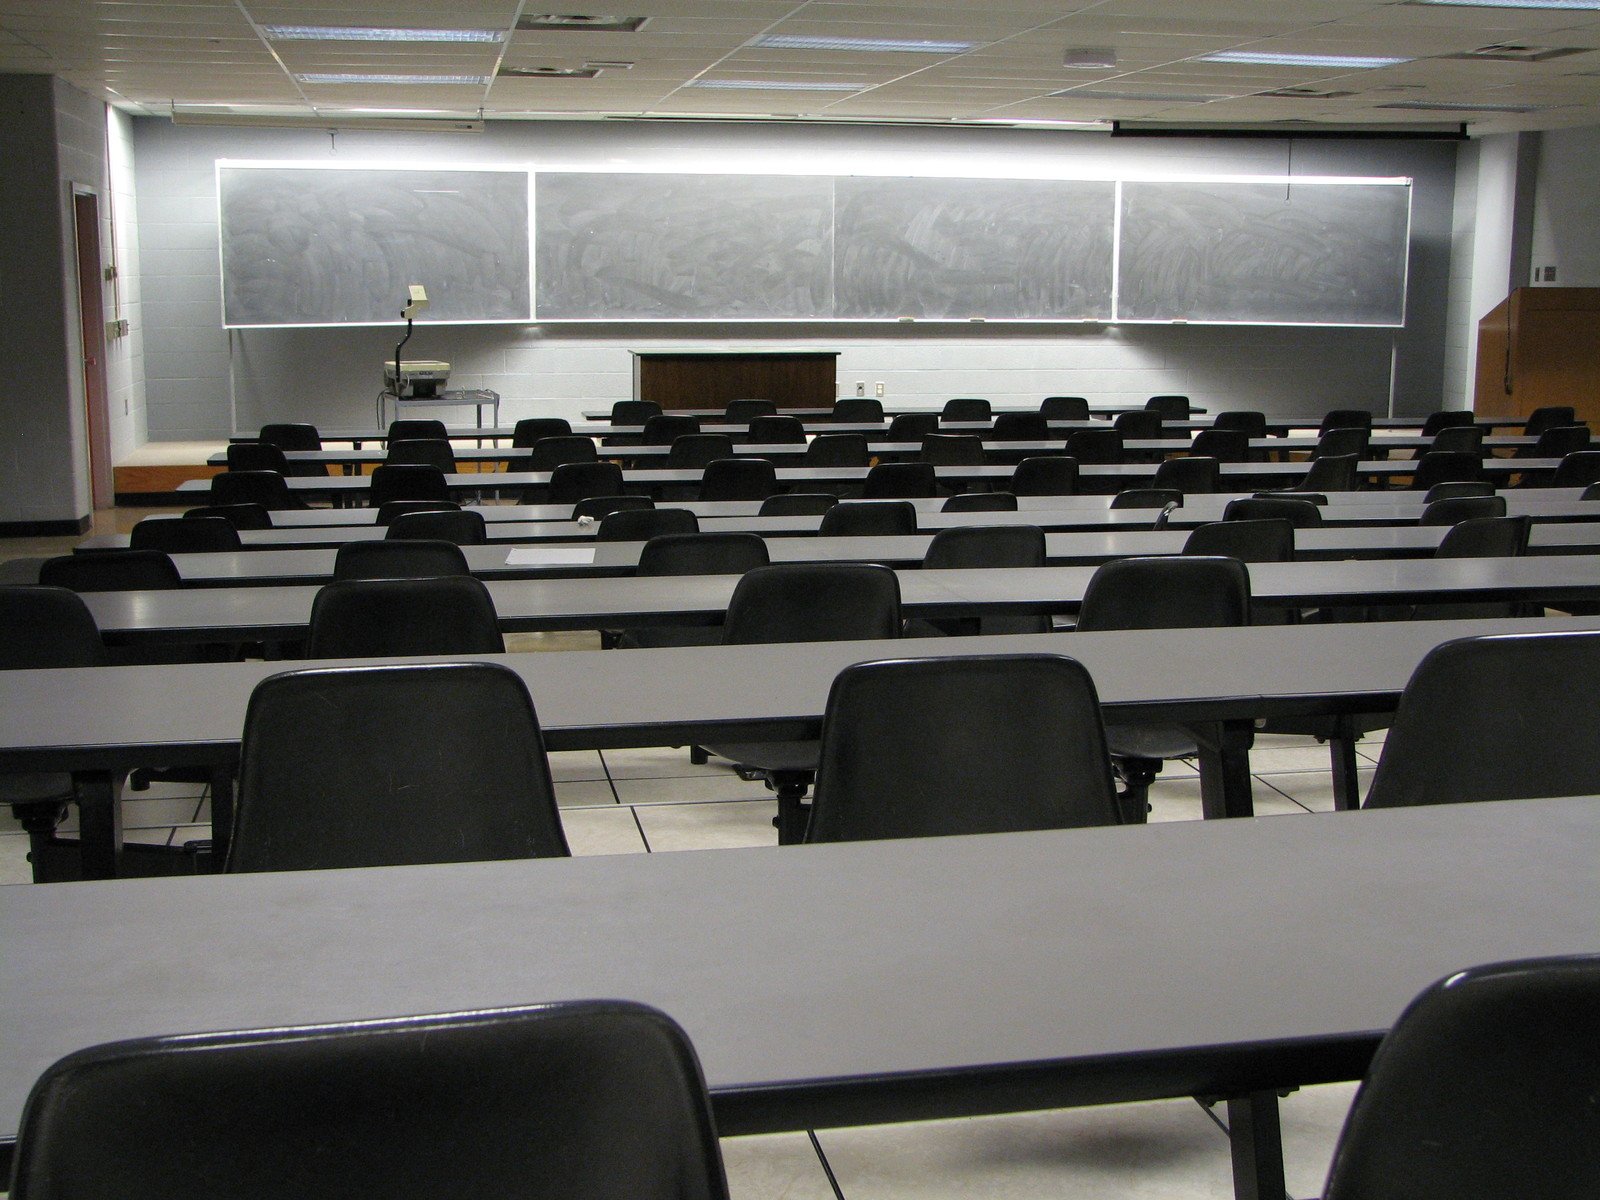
2, 795, 1596, 1145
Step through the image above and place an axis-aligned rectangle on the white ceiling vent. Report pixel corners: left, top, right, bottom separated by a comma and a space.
517, 15, 649, 32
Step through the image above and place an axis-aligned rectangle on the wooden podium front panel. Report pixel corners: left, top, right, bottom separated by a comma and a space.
1475, 288, 1600, 425
635, 352, 838, 411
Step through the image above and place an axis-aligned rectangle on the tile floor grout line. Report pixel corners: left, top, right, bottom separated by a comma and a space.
1255, 774, 1318, 815
594, 749, 625, 804
629, 804, 654, 853
806, 1129, 848, 1200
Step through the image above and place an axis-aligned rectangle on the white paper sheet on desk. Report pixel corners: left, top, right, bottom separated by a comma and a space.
506, 548, 596, 565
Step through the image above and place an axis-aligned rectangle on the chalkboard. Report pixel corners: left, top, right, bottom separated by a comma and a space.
835, 177, 1115, 319
1116, 180, 1410, 325
536, 173, 834, 319
219, 166, 531, 327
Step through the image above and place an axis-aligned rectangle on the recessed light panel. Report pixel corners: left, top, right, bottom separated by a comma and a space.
686, 79, 863, 91
517, 14, 649, 32
1200, 50, 1413, 68
264, 26, 504, 42
1054, 88, 1225, 103
750, 34, 975, 53
1409, 0, 1600, 9
296, 74, 489, 85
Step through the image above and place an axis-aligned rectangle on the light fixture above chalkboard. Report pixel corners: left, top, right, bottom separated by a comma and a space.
517, 14, 648, 32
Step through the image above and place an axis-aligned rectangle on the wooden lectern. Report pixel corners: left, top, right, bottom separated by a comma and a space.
1474, 287, 1600, 425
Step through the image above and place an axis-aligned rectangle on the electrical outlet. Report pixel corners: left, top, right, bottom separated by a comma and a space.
855, 381, 866, 397
104, 318, 130, 339
1538, 265, 1557, 282
875, 381, 885, 397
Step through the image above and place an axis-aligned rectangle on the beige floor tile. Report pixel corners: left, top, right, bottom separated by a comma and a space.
1247, 736, 1339, 775
1257, 770, 1376, 813
602, 745, 732, 780
0, 832, 35, 884
120, 795, 207, 830
816, 1101, 1235, 1200
558, 806, 648, 856
1279, 1082, 1360, 1199
634, 799, 779, 852
505, 630, 603, 653
1145, 774, 1310, 823
611, 771, 770, 807
554, 779, 619, 808
547, 750, 608, 783
720, 1132, 837, 1200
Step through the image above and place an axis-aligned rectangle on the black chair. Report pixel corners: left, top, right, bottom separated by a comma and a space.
1321, 955, 1600, 1200
1189, 429, 1249, 463
10, 1000, 730, 1200
915, 525, 1049, 636
1363, 630, 1600, 809
1290, 453, 1360, 492
759, 492, 838, 516
1213, 411, 1268, 439
747, 415, 807, 444
942, 491, 1018, 512
724, 397, 776, 423
1549, 450, 1600, 488
1010, 456, 1079, 496
548, 461, 625, 506
702, 564, 903, 843
616, 532, 771, 652
386, 508, 488, 545
1183, 519, 1294, 563
386, 418, 448, 442
1517, 423, 1591, 461
1423, 481, 1494, 503
333, 539, 471, 582
185, 502, 272, 530
818, 500, 917, 537
862, 462, 937, 499
597, 507, 699, 542
1410, 450, 1486, 491
991, 412, 1049, 441
1113, 410, 1163, 440
1075, 556, 1251, 823
1419, 409, 1474, 436
1418, 496, 1506, 526
211, 470, 307, 511
1523, 404, 1575, 437
573, 494, 652, 521
527, 435, 600, 470
385, 437, 457, 473
39, 550, 181, 592
225, 441, 292, 474
805, 432, 869, 467
1153, 456, 1220, 494
1145, 395, 1191, 420
919, 434, 985, 466
1428, 425, 1486, 456
307, 576, 504, 657
941, 397, 990, 423
832, 396, 883, 423
227, 662, 564, 871
640, 414, 701, 445
805, 655, 1120, 843
375, 499, 458, 525
1586, 481, 1600, 501
610, 399, 661, 426
1110, 487, 1182, 511
1319, 409, 1374, 433
1223, 496, 1323, 528
510, 417, 573, 447
1313, 427, 1371, 461
369, 463, 449, 508
258, 421, 322, 451
886, 412, 939, 442
667, 433, 735, 470
1436, 514, 1531, 559
1040, 395, 1089, 421
130, 515, 240, 553
700, 457, 777, 501
1065, 428, 1124, 464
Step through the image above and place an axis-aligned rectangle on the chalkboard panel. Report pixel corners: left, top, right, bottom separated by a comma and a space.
835, 177, 1115, 319
1116, 180, 1410, 325
219, 166, 531, 327
536, 173, 834, 319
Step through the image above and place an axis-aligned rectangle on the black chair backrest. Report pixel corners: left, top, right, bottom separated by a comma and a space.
1183, 519, 1294, 563
700, 457, 778, 501
1319, 408, 1373, 434
387, 419, 449, 442
528, 435, 600, 470
1213, 410, 1267, 438
307, 576, 503, 656
922, 524, 1045, 570
369, 464, 449, 508
130, 515, 241, 553
806, 655, 1121, 843
225, 441, 290, 474
39, 550, 181, 592
610, 399, 661, 425
1411, 450, 1486, 491
228, 662, 564, 871
375, 499, 459, 525
386, 508, 488, 545
991, 412, 1049, 441
759, 492, 838, 516
211, 470, 303, 511
1525, 424, 1592, 459
831, 396, 883, 423
1434, 514, 1531, 559
333, 539, 471, 582
573, 494, 652, 521
863, 461, 937, 499
1040, 395, 1089, 421
11, 999, 729, 1200
385, 438, 456, 472
510, 417, 573, 447
1422, 481, 1494, 503
1313, 427, 1370, 460
1296, 453, 1360, 492
818, 500, 918, 537
258, 422, 321, 451
549, 461, 625, 506
1077, 556, 1251, 631
942, 491, 1018, 513
919, 433, 986, 466
667, 433, 735, 470
941, 397, 991, 423
1145, 394, 1190, 420
597, 508, 700, 543
747, 415, 807, 444
1065, 428, 1124, 464
1321, 955, 1600, 1200
1110, 488, 1182, 511
1113, 410, 1163, 440
1363, 631, 1600, 808
805, 433, 869, 466
724, 398, 776, 422
886, 412, 940, 441
1550, 450, 1600, 489
722, 563, 902, 644
185, 502, 272, 530
1189, 428, 1249, 463
636, 532, 770, 576
1418, 495, 1506, 526
1429, 425, 1485, 455
1223, 496, 1323, 528
1420, 409, 1474, 437
1523, 405, 1575, 437
1010, 456, 1079, 496
1153, 456, 1220, 494
641, 414, 701, 445
0, 586, 108, 668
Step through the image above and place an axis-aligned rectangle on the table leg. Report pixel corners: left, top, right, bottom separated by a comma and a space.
1194, 720, 1256, 820
209, 765, 236, 865
1329, 716, 1362, 811
1227, 1092, 1288, 1200
75, 769, 124, 880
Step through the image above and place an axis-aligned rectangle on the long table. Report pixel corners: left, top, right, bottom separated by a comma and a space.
2, 796, 1597, 1200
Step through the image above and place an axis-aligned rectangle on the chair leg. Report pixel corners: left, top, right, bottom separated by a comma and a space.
689, 745, 709, 765
1113, 757, 1160, 824
767, 771, 813, 845
1328, 718, 1362, 811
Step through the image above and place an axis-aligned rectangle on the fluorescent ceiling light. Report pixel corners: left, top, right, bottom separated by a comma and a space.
296, 74, 489, 85
750, 34, 975, 53
1377, 100, 1544, 111
1200, 50, 1413, 68
264, 25, 504, 42
1409, 0, 1600, 8
686, 79, 863, 91
1055, 88, 1225, 103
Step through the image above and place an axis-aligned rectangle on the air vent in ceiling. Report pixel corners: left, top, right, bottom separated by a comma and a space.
1439, 44, 1586, 63
1256, 87, 1358, 99
1062, 48, 1117, 69
498, 65, 601, 78
517, 14, 648, 32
